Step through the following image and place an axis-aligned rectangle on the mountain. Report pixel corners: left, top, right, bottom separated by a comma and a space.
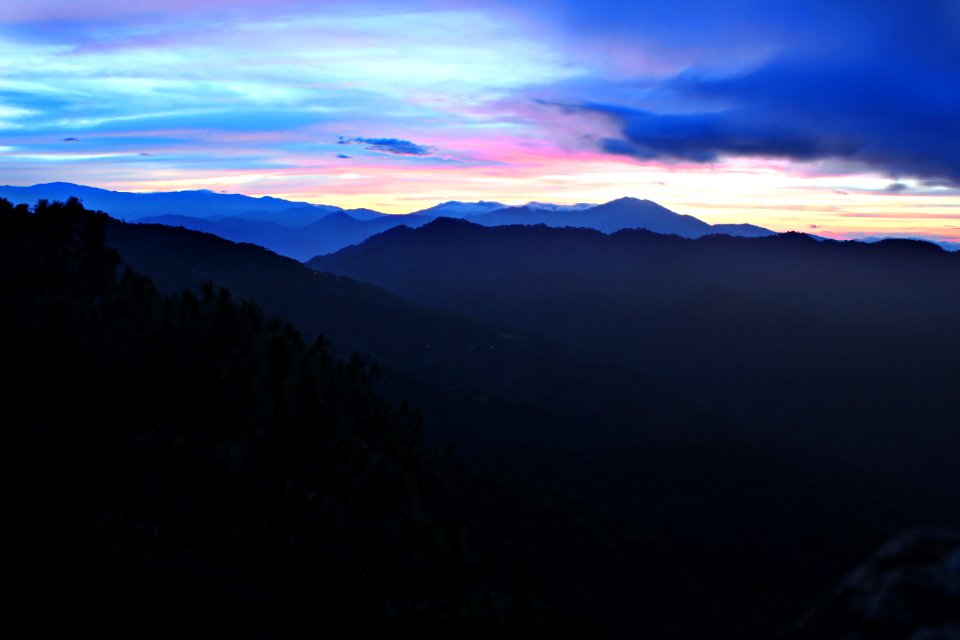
15, 196, 960, 637
95, 204, 901, 637
465, 196, 774, 237
136, 210, 436, 260
10, 196, 656, 637
136, 213, 312, 258
217, 204, 342, 227
411, 200, 507, 218
524, 201, 597, 211
110, 206, 960, 637
464, 205, 555, 227
709, 222, 778, 237
138, 213, 291, 239
104, 212, 667, 420
1, 184, 778, 259
0, 182, 325, 220
573, 196, 715, 234
292, 212, 434, 257
310, 219, 960, 511
342, 207, 389, 221
523, 201, 596, 211
850, 234, 960, 252
309, 221, 960, 634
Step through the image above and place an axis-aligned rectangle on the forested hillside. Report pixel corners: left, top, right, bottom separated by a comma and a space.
312, 219, 960, 508
7, 198, 959, 638
2, 198, 643, 638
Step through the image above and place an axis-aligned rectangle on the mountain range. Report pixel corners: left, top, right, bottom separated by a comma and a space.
6, 193, 960, 638
0, 182, 778, 259
108, 206, 960, 638
311, 217, 960, 505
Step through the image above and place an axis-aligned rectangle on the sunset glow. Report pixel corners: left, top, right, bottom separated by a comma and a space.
2, 0, 958, 240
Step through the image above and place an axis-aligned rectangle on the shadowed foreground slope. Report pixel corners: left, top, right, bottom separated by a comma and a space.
311, 218, 960, 508
5, 198, 668, 638
12, 199, 958, 638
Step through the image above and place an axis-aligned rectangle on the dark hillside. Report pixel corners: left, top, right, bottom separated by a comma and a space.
5, 198, 660, 637
310, 219, 960, 634
310, 221, 960, 506
16, 201, 955, 637
106, 211, 925, 636
2, 198, 728, 638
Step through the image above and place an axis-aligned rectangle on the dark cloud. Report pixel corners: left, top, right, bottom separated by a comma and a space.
592, 103, 857, 163
886, 182, 909, 193
356, 137, 434, 156
335, 153, 351, 159
338, 136, 434, 156
62, 137, 79, 141
576, 53, 960, 185
545, 0, 960, 186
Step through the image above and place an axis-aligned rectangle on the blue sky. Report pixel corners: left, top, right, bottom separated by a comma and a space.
1, 0, 958, 239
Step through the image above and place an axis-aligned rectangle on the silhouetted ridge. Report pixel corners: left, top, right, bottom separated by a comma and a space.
2, 183, 781, 259
872, 237, 945, 254
310, 219, 960, 526
423, 215, 482, 228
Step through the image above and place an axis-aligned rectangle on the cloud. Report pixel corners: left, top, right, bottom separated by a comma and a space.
591, 104, 856, 163
338, 136, 434, 156
886, 182, 909, 193
571, 50, 960, 186
335, 153, 351, 159
524, 0, 960, 186
62, 137, 79, 142
837, 212, 960, 219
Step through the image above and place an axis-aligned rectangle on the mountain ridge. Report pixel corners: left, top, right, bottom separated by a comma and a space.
1, 183, 782, 259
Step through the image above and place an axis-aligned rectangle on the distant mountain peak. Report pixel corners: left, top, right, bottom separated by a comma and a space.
441, 199, 500, 206
606, 196, 653, 205
412, 200, 506, 218
34, 181, 83, 188
524, 201, 596, 211
423, 215, 476, 228
1, 183, 781, 252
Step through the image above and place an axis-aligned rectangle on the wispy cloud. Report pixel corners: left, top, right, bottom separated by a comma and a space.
0, 0, 957, 238
339, 136, 434, 156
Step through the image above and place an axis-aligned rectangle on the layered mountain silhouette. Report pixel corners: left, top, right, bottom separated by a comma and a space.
8, 197, 661, 637
311, 218, 960, 505
0, 183, 775, 259
106, 205, 960, 636
467, 197, 774, 236
0, 181, 326, 220
409, 200, 507, 218
7, 194, 960, 639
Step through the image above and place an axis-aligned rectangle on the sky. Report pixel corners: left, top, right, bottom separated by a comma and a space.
1, 0, 959, 240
